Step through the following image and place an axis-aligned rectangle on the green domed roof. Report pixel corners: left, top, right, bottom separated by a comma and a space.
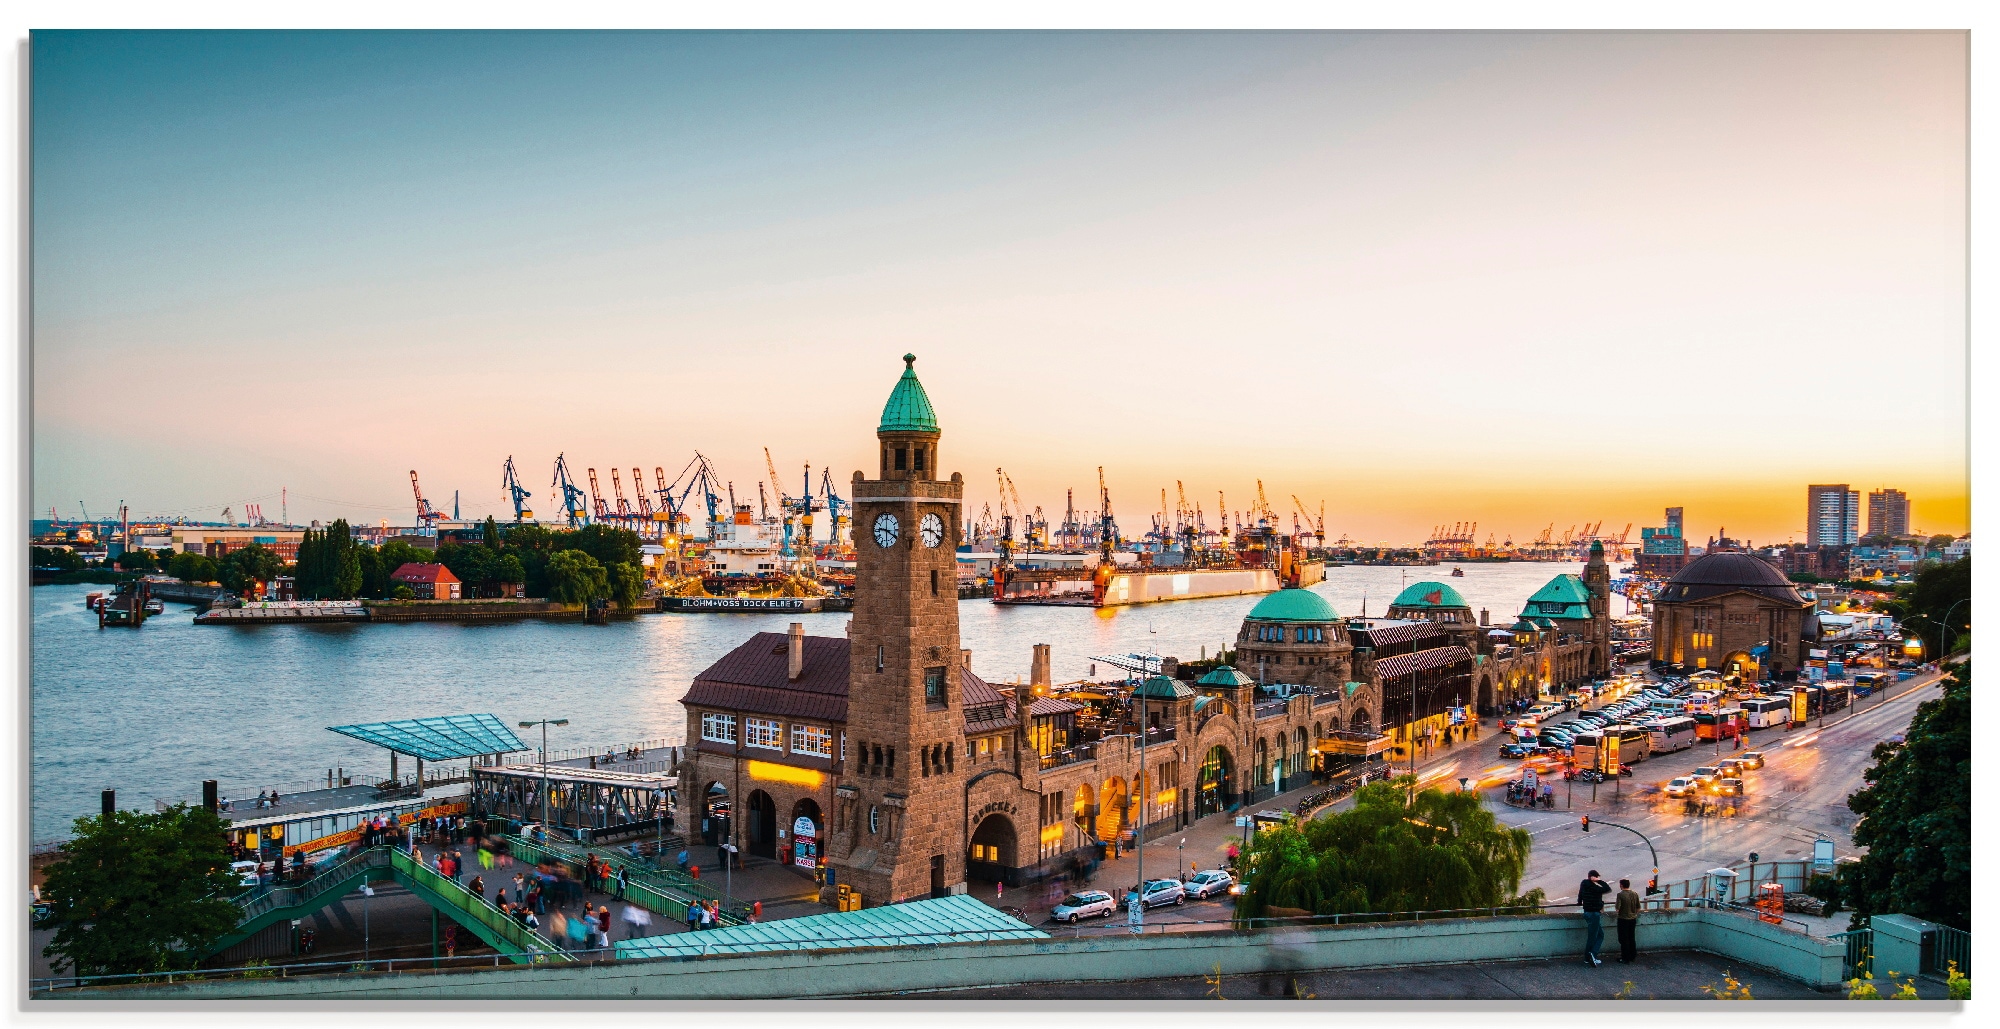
1244, 587, 1338, 623
1197, 665, 1256, 688
878, 354, 939, 433
1390, 581, 1469, 609
1136, 675, 1195, 700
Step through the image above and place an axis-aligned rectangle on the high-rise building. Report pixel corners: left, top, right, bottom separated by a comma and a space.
1867, 488, 1910, 539
1808, 485, 1860, 548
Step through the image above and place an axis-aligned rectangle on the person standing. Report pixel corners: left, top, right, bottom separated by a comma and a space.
685, 899, 701, 933
615, 865, 628, 901
1615, 878, 1642, 963
596, 905, 613, 949
1577, 870, 1611, 967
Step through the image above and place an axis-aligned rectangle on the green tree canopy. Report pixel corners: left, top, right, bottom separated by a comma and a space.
546, 549, 609, 605
39, 804, 243, 977
1234, 781, 1541, 923
167, 551, 219, 584
1844, 663, 1970, 930
1890, 557, 1970, 657
564, 524, 642, 571
32, 546, 86, 573
113, 548, 158, 573
216, 544, 284, 594
607, 561, 646, 609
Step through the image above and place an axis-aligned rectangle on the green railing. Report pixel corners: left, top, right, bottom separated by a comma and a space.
222, 848, 390, 943
386, 848, 572, 963
502, 834, 747, 926
1831, 927, 1872, 979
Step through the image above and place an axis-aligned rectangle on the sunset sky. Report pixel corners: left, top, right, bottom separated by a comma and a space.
32, 30, 1968, 544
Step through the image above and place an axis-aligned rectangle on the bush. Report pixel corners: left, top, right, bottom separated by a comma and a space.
1805, 872, 1842, 914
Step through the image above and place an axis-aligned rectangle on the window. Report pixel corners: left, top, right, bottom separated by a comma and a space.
894, 447, 907, 470
977, 737, 990, 756
914, 446, 926, 471
971, 843, 997, 862
868, 806, 880, 834
745, 717, 782, 750
930, 569, 938, 595
876, 645, 885, 673
924, 666, 946, 705
700, 712, 737, 744
791, 723, 832, 758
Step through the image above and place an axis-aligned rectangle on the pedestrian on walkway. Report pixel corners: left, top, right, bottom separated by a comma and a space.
1577, 869, 1611, 967
701, 901, 717, 931
469, 875, 484, 901
685, 900, 701, 933
615, 865, 628, 900
1615, 878, 1641, 963
623, 903, 651, 939
550, 909, 570, 948
513, 873, 525, 905
596, 905, 613, 948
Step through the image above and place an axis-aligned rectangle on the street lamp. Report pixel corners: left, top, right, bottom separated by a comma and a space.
520, 719, 570, 837
1934, 599, 1967, 667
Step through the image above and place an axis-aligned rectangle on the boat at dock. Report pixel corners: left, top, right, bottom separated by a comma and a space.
992, 520, 1323, 608
1451, 566, 1465, 577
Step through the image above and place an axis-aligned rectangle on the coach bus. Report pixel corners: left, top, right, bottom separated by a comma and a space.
1693, 709, 1747, 741
1740, 696, 1790, 729
1646, 715, 1697, 754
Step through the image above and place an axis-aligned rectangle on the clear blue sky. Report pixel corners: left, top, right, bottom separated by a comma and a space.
32, 31, 1968, 542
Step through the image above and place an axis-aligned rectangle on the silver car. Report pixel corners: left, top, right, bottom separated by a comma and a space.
1185, 869, 1236, 899
1051, 890, 1117, 923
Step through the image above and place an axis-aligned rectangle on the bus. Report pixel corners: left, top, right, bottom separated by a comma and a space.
1693, 709, 1747, 741
1740, 696, 1790, 729
1571, 726, 1652, 765
1793, 683, 1851, 718
1650, 697, 1690, 717
1647, 715, 1697, 753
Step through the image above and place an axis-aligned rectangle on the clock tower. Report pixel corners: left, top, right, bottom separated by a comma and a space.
831, 354, 969, 904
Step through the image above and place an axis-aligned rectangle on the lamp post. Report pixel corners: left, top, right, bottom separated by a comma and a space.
519, 719, 570, 836
1935, 599, 1967, 667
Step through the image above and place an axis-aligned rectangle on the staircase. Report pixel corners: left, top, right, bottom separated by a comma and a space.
501, 834, 749, 927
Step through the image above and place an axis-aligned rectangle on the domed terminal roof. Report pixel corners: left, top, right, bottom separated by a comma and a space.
1245, 587, 1339, 623
1390, 581, 1469, 609
1659, 552, 1809, 606
1136, 675, 1195, 700
878, 353, 939, 433
1197, 665, 1256, 688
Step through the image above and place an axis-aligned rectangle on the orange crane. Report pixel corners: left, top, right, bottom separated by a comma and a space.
632, 469, 655, 521
410, 470, 442, 528
610, 468, 634, 519
586, 468, 609, 521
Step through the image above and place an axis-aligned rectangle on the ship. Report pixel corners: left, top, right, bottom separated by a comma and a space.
1451, 566, 1465, 577
992, 517, 1322, 608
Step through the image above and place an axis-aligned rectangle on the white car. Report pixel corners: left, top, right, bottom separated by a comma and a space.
1123, 878, 1186, 910
1663, 777, 1695, 797
1185, 869, 1236, 899
1051, 890, 1117, 923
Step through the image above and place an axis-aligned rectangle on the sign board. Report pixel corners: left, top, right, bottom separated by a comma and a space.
1807, 665, 1826, 683
1812, 839, 1835, 874
1235, 815, 1252, 828
793, 816, 817, 839
1522, 769, 1538, 791
1792, 690, 1809, 724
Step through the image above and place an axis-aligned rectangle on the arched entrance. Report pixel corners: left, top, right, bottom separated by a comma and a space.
967, 814, 1019, 885
1072, 783, 1096, 842
788, 798, 822, 869
1196, 746, 1235, 817
1349, 708, 1372, 732
1097, 777, 1127, 842
744, 790, 777, 859
1477, 675, 1494, 715
702, 782, 730, 845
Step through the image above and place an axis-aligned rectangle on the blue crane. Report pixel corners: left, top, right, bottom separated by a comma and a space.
818, 466, 849, 546
551, 453, 590, 528
502, 456, 535, 522
663, 452, 727, 540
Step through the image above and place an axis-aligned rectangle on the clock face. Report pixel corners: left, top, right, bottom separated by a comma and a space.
872, 512, 900, 548
920, 513, 945, 548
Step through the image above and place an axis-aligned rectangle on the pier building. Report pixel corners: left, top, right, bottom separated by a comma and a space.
1648, 550, 1817, 680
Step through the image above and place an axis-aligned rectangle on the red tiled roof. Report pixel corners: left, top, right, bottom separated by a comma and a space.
391, 562, 459, 584
1027, 696, 1083, 717
961, 668, 1005, 708
1373, 645, 1473, 680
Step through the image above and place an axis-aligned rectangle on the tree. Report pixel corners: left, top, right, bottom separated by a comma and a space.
545, 549, 608, 605
1233, 781, 1542, 923
1844, 663, 1970, 930
607, 561, 646, 610
32, 546, 86, 573
1890, 558, 1970, 657
114, 549, 158, 573
562, 524, 641, 571
167, 551, 219, 584
39, 804, 243, 977
217, 544, 283, 594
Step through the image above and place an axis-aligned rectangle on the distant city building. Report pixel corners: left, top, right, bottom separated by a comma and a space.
1866, 488, 1910, 539
1945, 536, 1971, 562
163, 526, 306, 562
1807, 484, 1860, 548
1636, 506, 1690, 575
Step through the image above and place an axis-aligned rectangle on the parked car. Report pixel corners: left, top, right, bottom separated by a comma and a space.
1185, 869, 1236, 899
1052, 890, 1117, 923
1739, 751, 1765, 770
1664, 776, 1695, 797
1499, 742, 1534, 758
1124, 879, 1186, 910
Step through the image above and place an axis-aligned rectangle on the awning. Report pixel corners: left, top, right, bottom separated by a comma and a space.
615, 894, 1045, 960
1317, 731, 1393, 756
327, 713, 529, 761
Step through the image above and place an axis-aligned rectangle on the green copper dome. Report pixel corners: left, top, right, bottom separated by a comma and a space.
1197, 665, 1256, 688
1390, 581, 1469, 609
1244, 587, 1338, 623
878, 354, 939, 433
1136, 675, 1195, 700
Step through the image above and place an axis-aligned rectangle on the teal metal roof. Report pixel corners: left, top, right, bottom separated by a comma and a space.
1244, 587, 1338, 623
1136, 675, 1195, 700
1523, 574, 1592, 620
327, 714, 528, 761
614, 894, 1044, 960
878, 354, 939, 433
1510, 618, 1540, 633
1390, 581, 1468, 609
1196, 665, 1256, 688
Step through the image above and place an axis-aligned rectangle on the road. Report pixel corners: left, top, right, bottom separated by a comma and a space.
1493, 672, 1943, 904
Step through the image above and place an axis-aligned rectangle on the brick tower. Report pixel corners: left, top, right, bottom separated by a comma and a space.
832, 354, 968, 904
1583, 539, 1611, 675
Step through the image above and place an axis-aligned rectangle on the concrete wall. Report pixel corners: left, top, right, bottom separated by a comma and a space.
1870, 914, 1938, 979
56, 907, 1847, 1001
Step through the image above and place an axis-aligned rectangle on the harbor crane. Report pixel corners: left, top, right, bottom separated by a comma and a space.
1291, 494, 1325, 545
632, 468, 655, 523
1097, 466, 1118, 558
609, 468, 634, 525
994, 468, 1015, 552
662, 452, 728, 539
1255, 480, 1276, 525
502, 456, 535, 521
586, 468, 610, 521
817, 466, 849, 550
409, 471, 443, 529
552, 454, 589, 528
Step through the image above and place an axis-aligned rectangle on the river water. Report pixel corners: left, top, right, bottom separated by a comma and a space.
31, 560, 1622, 844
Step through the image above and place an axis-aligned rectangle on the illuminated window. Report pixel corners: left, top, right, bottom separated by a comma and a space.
700, 712, 737, 744
924, 666, 946, 705
745, 718, 782, 750
791, 724, 832, 758
971, 843, 997, 862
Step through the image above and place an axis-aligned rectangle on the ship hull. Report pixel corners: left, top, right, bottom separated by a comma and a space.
996, 561, 1323, 608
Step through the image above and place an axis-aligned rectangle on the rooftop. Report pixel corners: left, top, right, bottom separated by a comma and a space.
1244, 587, 1339, 623
615, 894, 1043, 960
877, 354, 939, 434
1389, 581, 1469, 609
325, 713, 527, 761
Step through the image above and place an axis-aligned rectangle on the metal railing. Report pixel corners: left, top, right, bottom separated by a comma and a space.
501, 834, 747, 926
232, 847, 387, 922
1831, 927, 1872, 979
1039, 743, 1098, 770
386, 847, 570, 961
1925, 924, 1970, 977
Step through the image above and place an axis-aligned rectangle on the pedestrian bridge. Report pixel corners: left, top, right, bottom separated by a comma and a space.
210, 846, 572, 965
499, 833, 750, 928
